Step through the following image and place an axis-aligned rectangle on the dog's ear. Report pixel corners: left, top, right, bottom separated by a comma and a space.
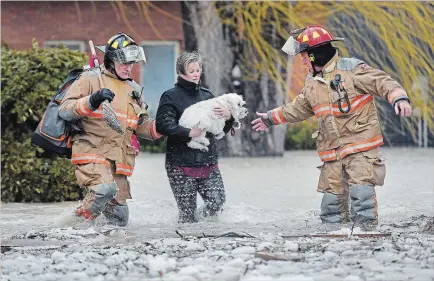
223, 93, 242, 111
234, 96, 245, 108
223, 95, 234, 108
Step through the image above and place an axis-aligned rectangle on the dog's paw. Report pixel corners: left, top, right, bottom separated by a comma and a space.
215, 133, 225, 139
194, 135, 210, 146
187, 141, 201, 150
188, 140, 209, 151
200, 147, 209, 152
199, 138, 210, 146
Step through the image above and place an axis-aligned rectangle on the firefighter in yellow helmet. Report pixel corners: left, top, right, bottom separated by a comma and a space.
252, 25, 412, 226
59, 33, 162, 226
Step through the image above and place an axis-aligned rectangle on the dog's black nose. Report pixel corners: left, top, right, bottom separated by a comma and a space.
233, 121, 240, 128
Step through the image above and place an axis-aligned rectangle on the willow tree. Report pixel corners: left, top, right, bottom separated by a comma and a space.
120, 1, 433, 155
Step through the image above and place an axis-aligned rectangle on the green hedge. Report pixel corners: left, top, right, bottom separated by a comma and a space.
1, 41, 87, 202
139, 137, 167, 153
284, 119, 318, 150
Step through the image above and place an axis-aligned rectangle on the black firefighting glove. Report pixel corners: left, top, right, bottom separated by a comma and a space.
89, 88, 115, 109
137, 113, 146, 125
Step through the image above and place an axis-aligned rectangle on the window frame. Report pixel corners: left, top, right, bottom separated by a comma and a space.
44, 40, 86, 52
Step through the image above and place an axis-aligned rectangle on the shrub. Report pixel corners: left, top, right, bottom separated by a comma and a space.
139, 137, 167, 154
1, 41, 87, 202
284, 119, 318, 150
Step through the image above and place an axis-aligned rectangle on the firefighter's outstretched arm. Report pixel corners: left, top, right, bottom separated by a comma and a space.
135, 111, 162, 140
353, 63, 412, 117
252, 89, 314, 132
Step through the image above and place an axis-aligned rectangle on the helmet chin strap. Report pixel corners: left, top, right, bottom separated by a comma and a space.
109, 62, 129, 81
307, 53, 321, 77
310, 60, 325, 77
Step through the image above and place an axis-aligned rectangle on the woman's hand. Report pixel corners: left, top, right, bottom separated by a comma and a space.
189, 128, 202, 138
213, 106, 231, 120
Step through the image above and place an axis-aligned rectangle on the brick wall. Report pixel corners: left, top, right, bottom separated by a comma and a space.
1, 1, 184, 81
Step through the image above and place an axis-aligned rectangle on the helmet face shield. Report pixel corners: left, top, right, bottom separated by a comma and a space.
108, 45, 147, 64
281, 36, 309, 56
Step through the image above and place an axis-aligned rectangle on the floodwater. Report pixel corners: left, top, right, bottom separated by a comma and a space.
2, 148, 433, 241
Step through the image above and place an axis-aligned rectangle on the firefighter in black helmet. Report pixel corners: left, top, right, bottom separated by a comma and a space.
59, 33, 159, 227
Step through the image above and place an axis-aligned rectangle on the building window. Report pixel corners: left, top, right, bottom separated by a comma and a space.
44, 40, 86, 52
140, 41, 179, 118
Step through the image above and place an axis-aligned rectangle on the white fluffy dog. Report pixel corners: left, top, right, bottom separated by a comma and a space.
179, 93, 248, 151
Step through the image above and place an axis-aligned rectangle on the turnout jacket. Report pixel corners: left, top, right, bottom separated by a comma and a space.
268, 52, 408, 162
59, 67, 161, 176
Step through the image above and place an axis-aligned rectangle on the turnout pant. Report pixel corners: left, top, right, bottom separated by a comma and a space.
74, 161, 131, 226
317, 148, 386, 224
166, 163, 226, 223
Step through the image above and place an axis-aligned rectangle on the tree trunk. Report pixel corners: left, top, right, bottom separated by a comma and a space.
186, 1, 287, 157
